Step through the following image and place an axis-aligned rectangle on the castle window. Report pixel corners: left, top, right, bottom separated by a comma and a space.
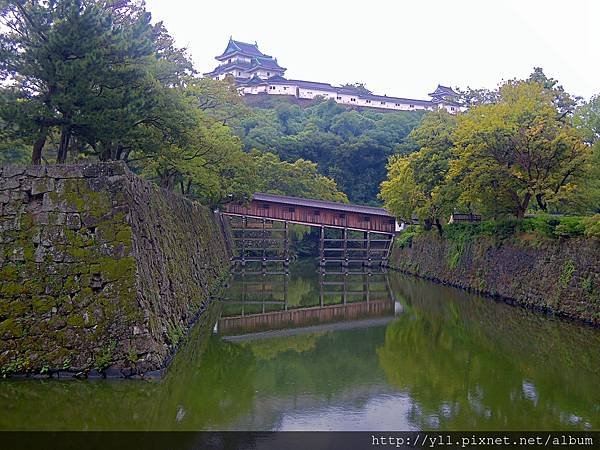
410, 105, 415, 108
366, 100, 371, 104
267, 72, 271, 76
228, 59, 232, 63
395, 103, 400, 107
283, 87, 287, 90
336, 96, 342, 100
238, 71, 241, 76
351, 98, 356, 102
380, 101, 386, 105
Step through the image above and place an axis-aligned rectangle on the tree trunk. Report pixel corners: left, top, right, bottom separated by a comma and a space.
536, 193, 547, 211
31, 126, 48, 165
99, 143, 112, 161
57, 125, 71, 164
516, 193, 532, 219
434, 218, 444, 236
160, 171, 176, 191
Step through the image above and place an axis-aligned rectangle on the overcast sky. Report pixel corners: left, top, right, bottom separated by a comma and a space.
145, 0, 599, 100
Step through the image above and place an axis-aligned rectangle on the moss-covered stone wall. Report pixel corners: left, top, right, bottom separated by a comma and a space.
0, 162, 229, 377
390, 233, 600, 325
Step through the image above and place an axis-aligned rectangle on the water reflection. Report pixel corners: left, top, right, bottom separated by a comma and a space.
218, 262, 398, 337
0, 260, 599, 431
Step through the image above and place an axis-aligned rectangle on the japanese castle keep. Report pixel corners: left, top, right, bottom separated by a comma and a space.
205, 38, 461, 113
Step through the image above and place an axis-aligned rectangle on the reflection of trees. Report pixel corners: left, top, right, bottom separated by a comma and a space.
378, 274, 600, 430
0, 306, 258, 431
247, 333, 324, 361
249, 327, 386, 397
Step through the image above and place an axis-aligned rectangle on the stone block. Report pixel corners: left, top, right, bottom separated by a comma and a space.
3, 202, 23, 216
41, 192, 57, 212
66, 213, 81, 230
0, 192, 8, 204
9, 246, 24, 261
3, 165, 25, 178
47, 165, 83, 179
34, 245, 46, 263
81, 213, 100, 228
26, 166, 47, 177
0, 177, 21, 191
19, 178, 32, 192
31, 178, 55, 195
9, 190, 28, 202
83, 161, 127, 178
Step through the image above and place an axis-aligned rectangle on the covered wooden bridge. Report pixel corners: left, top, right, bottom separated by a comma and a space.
222, 193, 398, 267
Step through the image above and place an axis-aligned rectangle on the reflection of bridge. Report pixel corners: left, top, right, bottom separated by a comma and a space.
221, 193, 397, 268
216, 267, 400, 337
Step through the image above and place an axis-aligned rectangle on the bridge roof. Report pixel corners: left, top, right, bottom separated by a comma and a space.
253, 193, 394, 218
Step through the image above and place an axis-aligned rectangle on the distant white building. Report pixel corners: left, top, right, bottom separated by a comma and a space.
205, 38, 462, 113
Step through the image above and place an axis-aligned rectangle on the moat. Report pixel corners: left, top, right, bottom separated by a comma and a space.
1, 260, 599, 431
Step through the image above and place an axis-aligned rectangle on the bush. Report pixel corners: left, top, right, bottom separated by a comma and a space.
521, 215, 586, 238
583, 215, 600, 239
441, 215, 590, 241
554, 217, 586, 237
396, 225, 419, 249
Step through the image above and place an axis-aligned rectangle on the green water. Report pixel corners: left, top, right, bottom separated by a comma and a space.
1, 260, 599, 431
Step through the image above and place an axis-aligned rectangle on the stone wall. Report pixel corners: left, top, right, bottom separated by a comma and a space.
390, 233, 600, 325
0, 162, 230, 377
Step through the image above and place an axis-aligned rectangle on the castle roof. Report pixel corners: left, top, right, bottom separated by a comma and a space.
205, 59, 285, 78
217, 39, 271, 60
247, 56, 286, 71
364, 93, 433, 107
428, 84, 459, 98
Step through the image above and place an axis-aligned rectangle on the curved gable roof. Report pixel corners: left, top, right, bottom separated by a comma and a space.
217, 39, 270, 60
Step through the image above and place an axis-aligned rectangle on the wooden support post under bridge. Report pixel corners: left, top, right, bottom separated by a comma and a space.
222, 192, 398, 268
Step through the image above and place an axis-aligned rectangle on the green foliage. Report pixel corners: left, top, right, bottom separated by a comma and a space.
450, 82, 589, 219
379, 110, 458, 228
0, 140, 29, 165
233, 97, 424, 204
440, 215, 592, 243
558, 260, 576, 288
249, 151, 348, 203
127, 348, 138, 364
582, 215, 600, 239
0, 0, 194, 164
167, 324, 186, 347
554, 217, 586, 237
395, 226, 419, 249
94, 340, 116, 372
581, 276, 594, 296
1, 357, 28, 377
381, 72, 597, 228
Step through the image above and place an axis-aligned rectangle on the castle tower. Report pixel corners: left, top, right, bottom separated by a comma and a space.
204, 38, 286, 81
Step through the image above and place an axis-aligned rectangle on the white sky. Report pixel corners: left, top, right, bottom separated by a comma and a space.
145, 0, 599, 100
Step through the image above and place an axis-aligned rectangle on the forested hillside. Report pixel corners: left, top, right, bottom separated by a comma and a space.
231, 97, 425, 204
